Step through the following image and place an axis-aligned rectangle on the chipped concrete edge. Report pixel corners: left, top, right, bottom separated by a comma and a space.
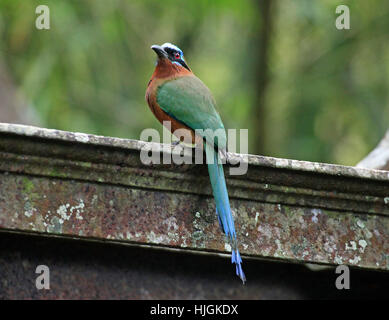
1, 122, 388, 182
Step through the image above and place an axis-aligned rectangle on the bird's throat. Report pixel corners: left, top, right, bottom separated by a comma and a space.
152, 58, 192, 80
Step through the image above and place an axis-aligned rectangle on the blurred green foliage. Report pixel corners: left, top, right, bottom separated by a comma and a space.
0, 0, 388, 166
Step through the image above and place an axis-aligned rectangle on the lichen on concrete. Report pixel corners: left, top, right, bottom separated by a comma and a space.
0, 122, 388, 271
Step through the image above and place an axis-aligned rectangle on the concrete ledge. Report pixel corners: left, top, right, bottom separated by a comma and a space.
0, 123, 388, 271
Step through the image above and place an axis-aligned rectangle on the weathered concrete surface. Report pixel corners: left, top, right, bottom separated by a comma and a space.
0, 123, 388, 272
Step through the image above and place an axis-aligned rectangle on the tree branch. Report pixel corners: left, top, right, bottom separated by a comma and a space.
356, 130, 389, 171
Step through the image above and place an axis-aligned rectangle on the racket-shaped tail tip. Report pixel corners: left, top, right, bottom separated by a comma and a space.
232, 250, 246, 284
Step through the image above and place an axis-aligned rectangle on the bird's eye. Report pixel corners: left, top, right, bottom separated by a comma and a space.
174, 52, 180, 59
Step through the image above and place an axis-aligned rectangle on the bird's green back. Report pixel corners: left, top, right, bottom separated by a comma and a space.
156, 75, 227, 149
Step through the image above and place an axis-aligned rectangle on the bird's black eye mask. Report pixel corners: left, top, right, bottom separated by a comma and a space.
163, 47, 190, 71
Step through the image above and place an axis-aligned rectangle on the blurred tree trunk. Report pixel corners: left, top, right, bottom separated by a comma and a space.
0, 59, 38, 125
251, 0, 274, 155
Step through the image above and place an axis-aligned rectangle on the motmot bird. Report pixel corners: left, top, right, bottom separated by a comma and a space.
145, 43, 246, 283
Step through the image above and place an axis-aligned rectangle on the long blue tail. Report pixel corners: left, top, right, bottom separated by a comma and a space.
205, 141, 246, 283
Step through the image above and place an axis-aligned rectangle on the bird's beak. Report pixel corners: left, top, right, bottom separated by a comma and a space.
151, 45, 168, 59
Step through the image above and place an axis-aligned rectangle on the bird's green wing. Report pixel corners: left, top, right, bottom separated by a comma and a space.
156, 75, 226, 149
